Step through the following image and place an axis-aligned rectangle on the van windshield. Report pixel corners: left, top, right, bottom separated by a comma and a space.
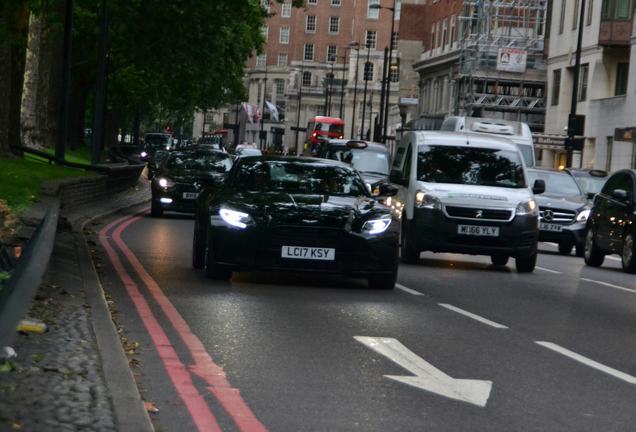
417, 145, 526, 188
517, 144, 534, 167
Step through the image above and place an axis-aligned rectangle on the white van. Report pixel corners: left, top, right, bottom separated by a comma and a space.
440, 116, 535, 167
389, 131, 545, 272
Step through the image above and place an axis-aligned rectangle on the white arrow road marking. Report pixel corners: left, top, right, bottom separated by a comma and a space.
355, 336, 492, 407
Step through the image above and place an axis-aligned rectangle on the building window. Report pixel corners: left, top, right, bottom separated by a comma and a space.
616, 62, 629, 95
304, 44, 314, 61
308, 0, 317, 4
262, 25, 268, 41
572, 0, 579, 30
559, 0, 566, 34
552, 69, 561, 105
437, 22, 442, 48
277, 53, 288, 66
431, 25, 436, 51
364, 61, 374, 81
396, 0, 402, 20
331, 0, 341, 5
587, 0, 594, 25
606, 137, 613, 172
327, 45, 337, 62
280, 27, 290, 44
578, 64, 589, 101
275, 79, 285, 95
365, 30, 377, 49
256, 54, 267, 68
329, 16, 340, 34
616, 0, 634, 18
389, 62, 399, 82
450, 16, 456, 46
442, 19, 448, 50
306, 15, 317, 32
601, 0, 611, 19
302, 71, 312, 86
282, 2, 292, 17
391, 32, 398, 50
260, 0, 270, 13
368, 0, 380, 18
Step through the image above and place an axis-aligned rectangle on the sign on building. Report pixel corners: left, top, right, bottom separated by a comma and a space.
496, 48, 527, 73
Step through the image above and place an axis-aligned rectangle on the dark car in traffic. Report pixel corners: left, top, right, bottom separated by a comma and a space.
191, 156, 399, 289
564, 168, 608, 199
526, 168, 591, 256
151, 149, 233, 217
317, 139, 390, 196
584, 169, 636, 273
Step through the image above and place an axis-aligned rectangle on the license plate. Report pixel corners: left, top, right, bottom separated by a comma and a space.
540, 222, 563, 232
457, 225, 500, 237
182, 192, 199, 199
281, 246, 335, 261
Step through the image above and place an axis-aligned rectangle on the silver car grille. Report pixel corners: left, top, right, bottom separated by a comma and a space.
538, 207, 576, 224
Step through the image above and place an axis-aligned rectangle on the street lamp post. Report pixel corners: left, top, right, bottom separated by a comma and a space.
259, 66, 268, 150
349, 42, 360, 139
294, 62, 305, 155
360, 42, 371, 140
566, 0, 586, 168
328, 61, 335, 116
371, 1, 396, 143
338, 48, 350, 119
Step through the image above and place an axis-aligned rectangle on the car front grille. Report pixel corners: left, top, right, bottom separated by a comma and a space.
538, 207, 576, 224
269, 226, 347, 247
444, 205, 514, 222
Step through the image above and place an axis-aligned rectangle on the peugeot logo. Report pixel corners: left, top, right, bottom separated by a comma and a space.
542, 209, 554, 222
475, 210, 483, 218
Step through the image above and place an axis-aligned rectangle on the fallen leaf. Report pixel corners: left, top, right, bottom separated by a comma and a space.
144, 401, 159, 413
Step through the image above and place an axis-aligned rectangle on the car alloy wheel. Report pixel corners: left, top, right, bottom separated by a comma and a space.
622, 233, 636, 273
584, 228, 605, 267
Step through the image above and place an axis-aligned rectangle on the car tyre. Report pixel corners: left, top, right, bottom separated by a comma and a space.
515, 251, 537, 273
575, 242, 585, 257
584, 229, 605, 267
400, 217, 419, 264
191, 217, 205, 269
204, 230, 232, 280
491, 254, 509, 266
558, 242, 573, 255
621, 233, 636, 274
150, 199, 163, 217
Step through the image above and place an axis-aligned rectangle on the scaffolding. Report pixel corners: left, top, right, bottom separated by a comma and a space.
456, 0, 548, 128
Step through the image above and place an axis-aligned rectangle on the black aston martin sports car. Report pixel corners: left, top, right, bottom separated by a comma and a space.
151, 149, 233, 216
192, 156, 399, 289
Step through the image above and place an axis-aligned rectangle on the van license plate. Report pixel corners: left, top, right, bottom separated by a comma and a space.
540, 222, 563, 232
183, 192, 199, 199
457, 225, 500, 237
281, 246, 335, 261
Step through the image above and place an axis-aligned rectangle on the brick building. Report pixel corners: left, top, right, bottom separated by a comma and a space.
193, 0, 402, 154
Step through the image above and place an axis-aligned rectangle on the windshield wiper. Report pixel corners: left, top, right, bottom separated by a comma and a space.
360, 170, 388, 176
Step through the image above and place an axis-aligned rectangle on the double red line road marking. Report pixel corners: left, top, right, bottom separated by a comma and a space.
99, 212, 267, 432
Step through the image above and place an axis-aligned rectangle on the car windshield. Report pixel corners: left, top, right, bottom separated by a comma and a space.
573, 176, 607, 195
233, 160, 367, 196
145, 134, 171, 148
327, 149, 389, 175
417, 145, 526, 188
527, 170, 582, 196
164, 151, 232, 172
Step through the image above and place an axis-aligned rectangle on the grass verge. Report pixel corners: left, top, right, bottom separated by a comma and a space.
0, 156, 91, 212
44, 146, 92, 165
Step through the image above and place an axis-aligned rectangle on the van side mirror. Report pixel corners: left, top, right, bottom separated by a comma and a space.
611, 189, 629, 203
532, 179, 546, 195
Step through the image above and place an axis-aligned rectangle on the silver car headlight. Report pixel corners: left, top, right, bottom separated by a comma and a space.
362, 215, 392, 234
415, 191, 441, 210
516, 199, 538, 216
218, 208, 251, 229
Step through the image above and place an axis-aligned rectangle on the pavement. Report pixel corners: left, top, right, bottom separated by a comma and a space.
0, 180, 152, 432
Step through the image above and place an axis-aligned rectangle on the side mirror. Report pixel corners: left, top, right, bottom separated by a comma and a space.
378, 183, 399, 197
532, 179, 546, 195
611, 189, 629, 203
586, 192, 596, 200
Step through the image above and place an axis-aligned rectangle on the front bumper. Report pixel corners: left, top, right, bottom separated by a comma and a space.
410, 208, 538, 257
209, 224, 399, 276
538, 221, 586, 246
151, 185, 200, 213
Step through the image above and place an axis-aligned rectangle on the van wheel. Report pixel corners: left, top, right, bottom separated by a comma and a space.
584, 229, 605, 267
400, 217, 419, 264
515, 252, 537, 273
621, 233, 636, 273
491, 254, 508, 266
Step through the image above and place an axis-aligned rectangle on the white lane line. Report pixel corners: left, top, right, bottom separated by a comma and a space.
438, 304, 508, 329
536, 341, 636, 385
580, 278, 636, 295
607, 255, 621, 262
395, 283, 424, 296
536, 266, 562, 274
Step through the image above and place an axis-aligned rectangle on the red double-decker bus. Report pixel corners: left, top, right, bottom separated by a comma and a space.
306, 116, 345, 148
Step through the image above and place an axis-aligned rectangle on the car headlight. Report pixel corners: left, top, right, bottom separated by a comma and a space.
516, 199, 538, 216
140, 151, 148, 158
415, 191, 441, 209
218, 208, 251, 229
157, 177, 175, 188
576, 209, 591, 222
362, 215, 392, 234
